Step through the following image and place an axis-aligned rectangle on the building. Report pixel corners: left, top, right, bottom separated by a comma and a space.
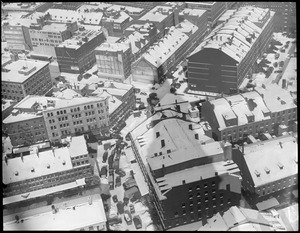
29, 21, 78, 58
199, 206, 287, 231
101, 11, 133, 37
55, 29, 105, 74
2, 2, 46, 12
2, 59, 52, 102
137, 5, 179, 32
95, 42, 132, 82
232, 135, 298, 209
107, 2, 164, 11
255, 84, 297, 135
132, 20, 205, 84
187, 6, 275, 95
106, 4, 146, 20
50, 2, 84, 11
185, 2, 227, 28
3, 135, 92, 198
129, 106, 241, 229
2, 99, 17, 121
237, 2, 296, 33
179, 8, 209, 32
3, 193, 106, 231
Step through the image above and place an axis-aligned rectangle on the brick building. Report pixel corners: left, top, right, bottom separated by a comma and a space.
2, 59, 52, 102
55, 29, 106, 74
187, 6, 275, 95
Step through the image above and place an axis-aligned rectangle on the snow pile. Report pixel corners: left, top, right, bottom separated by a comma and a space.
146, 224, 155, 231
253, 72, 266, 87
134, 201, 148, 213
140, 211, 152, 226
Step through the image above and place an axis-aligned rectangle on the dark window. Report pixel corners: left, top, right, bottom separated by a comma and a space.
226, 184, 230, 191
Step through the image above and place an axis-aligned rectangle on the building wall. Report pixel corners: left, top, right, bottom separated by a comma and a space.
131, 58, 158, 84
3, 25, 32, 52
55, 31, 106, 74
3, 116, 48, 147
43, 99, 109, 142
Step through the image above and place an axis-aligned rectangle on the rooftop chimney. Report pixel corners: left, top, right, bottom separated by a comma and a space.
156, 132, 160, 138
161, 139, 165, 148
195, 133, 199, 140
279, 141, 283, 148
189, 124, 193, 130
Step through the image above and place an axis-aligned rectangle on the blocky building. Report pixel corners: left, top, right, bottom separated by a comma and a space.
129, 107, 242, 229
187, 6, 275, 95
2, 59, 52, 102
55, 29, 106, 74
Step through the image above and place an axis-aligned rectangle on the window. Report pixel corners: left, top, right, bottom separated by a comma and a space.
189, 194, 193, 199
174, 212, 179, 217
196, 185, 200, 190
189, 201, 193, 206
188, 187, 193, 192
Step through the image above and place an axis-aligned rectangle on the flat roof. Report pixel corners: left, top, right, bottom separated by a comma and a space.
2, 59, 49, 83
3, 147, 73, 184
95, 42, 130, 52
139, 5, 173, 22
107, 4, 144, 13
3, 112, 43, 124
243, 135, 298, 187
67, 135, 88, 158
40, 22, 68, 32
3, 194, 106, 230
179, 8, 207, 17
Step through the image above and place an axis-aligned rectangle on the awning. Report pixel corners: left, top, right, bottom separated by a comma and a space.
256, 197, 280, 211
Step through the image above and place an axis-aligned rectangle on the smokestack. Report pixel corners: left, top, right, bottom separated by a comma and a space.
161, 139, 165, 148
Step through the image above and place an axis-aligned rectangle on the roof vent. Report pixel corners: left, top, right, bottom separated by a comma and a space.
167, 149, 171, 153
264, 167, 270, 174
62, 160, 66, 165
254, 170, 260, 177
47, 164, 50, 169
31, 167, 35, 172
15, 171, 19, 176
277, 162, 284, 169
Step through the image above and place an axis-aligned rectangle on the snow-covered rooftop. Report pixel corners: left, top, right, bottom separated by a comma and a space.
179, 8, 207, 17
139, 5, 173, 23
243, 135, 298, 187
95, 42, 130, 53
67, 135, 88, 158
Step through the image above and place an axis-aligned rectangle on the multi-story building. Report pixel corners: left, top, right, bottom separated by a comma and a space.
124, 23, 159, 43
29, 21, 78, 58
106, 4, 146, 20
187, 6, 275, 95
179, 8, 209, 32
185, 2, 227, 28
129, 108, 241, 229
136, 5, 179, 33
4, 193, 107, 231
55, 29, 106, 74
2, 2, 46, 13
199, 206, 287, 231
255, 84, 297, 135
2, 59, 52, 102
132, 20, 206, 84
3, 135, 93, 198
237, 2, 296, 33
101, 11, 133, 37
107, 2, 164, 11
95, 42, 132, 82
50, 2, 84, 11
232, 135, 298, 208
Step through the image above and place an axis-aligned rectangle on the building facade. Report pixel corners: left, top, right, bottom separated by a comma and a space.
232, 135, 298, 208
2, 59, 52, 102
55, 29, 106, 74
129, 108, 242, 229
95, 42, 132, 82
187, 6, 275, 95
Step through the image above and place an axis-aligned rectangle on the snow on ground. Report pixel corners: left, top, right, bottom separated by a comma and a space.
253, 72, 266, 87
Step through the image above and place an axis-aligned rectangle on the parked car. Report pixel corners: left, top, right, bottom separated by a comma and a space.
115, 168, 126, 177
117, 201, 124, 214
100, 166, 108, 177
133, 215, 142, 229
273, 62, 278, 67
129, 204, 135, 214
115, 176, 121, 187
124, 210, 132, 225
102, 151, 108, 163
108, 216, 122, 225
140, 92, 147, 95
123, 177, 137, 190
112, 195, 118, 203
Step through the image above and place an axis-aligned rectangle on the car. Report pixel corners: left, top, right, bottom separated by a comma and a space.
134, 88, 140, 94
123, 178, 137, 190
133, 215, 142, 229
108, 216, 122, 225
117, 201, 124, 214
112, 195, 118, 203
140, 92, 147, 95
129, 204, 135, 214
100, 166, 108, 177
115, 176, 121, 187
124, 210, 132, 225
102, 151, 108, 163
115, 168, 126, 177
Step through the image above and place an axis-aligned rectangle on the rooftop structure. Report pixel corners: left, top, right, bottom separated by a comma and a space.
96, 42, 130, 53
102, 11, 132, 24
67, 135, 88, 158
179, 8, 207, 18
57, 29, 103, 50
4, 194, 107, 231
2, 59, 49, 83
138, 5, 174, 23
255, 84, 297, 113
106, 4, 145, 16
242, 135, 298, 187
199, 206, 287, 231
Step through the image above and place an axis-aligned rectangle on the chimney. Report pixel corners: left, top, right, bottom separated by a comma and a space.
195, 133, 199, 140
156, 132, 160, 138
161, 139, 165, 148
162, 164, 165, 176
279, 141, 282, 148
189, 124, 193, 130
4, 156, 8, 165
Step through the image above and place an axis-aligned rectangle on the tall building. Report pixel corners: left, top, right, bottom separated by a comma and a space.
187, 6, 275, 95
55, 29, 106, 74
199, 206, 287, 231
237, 2, 296, 33
29, 21, 78, 58
95, 42, 132, 82
185, 2, 227, 28
129, 106, 241, 229
136, 5, 179, 32
2, 59, 52, 102
3, 135, 93, 198
232, 134, 298, 209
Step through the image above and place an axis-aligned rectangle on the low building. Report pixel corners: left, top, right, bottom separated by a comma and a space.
2, 2, 46, 12
232, 134, 298, 209
3, 193, 106, 231
95, 42, 132, 82
106, 4, 146, 20
55, 29, 106, 74
187, 6, 275, 95
129, 107, 241, 229
2, 59, 52, 102
50, 2, 84, 11
3, 135, 93, 198
199, 206, 287, 231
